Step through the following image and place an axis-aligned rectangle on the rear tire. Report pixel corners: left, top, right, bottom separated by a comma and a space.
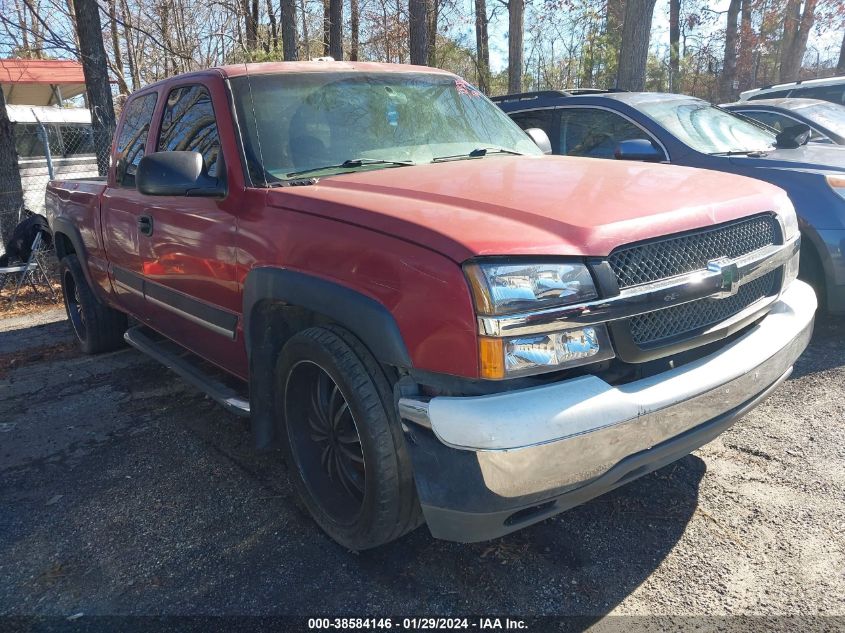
60, 254, 127, 354
275, 325, 421, 550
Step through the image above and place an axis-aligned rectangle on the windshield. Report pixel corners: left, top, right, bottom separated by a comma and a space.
637, 99, 776, 154
800, 102, 845, 137
231, 72, 541, 182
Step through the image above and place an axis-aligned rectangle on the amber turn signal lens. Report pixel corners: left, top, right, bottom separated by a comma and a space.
479, 336, 505, 379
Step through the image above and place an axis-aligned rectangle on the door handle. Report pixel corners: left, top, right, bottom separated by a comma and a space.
138, 215, 154, 236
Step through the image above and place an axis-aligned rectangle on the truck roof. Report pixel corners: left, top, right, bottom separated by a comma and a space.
137, 61, 455, 92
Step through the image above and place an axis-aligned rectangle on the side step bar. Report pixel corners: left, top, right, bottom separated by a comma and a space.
124, 326, 251, 417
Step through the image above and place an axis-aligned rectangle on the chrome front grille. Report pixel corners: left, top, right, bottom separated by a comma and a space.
608, 214, 779, 290
629, 269, 780, 347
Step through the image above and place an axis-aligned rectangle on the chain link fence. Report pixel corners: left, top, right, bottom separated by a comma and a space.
1, 118, 111, 259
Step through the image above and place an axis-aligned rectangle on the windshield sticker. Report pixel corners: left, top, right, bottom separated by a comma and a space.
455, 79, 482, 98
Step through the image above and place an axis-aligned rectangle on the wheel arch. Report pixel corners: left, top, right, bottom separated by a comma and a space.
243, 267, 412, 449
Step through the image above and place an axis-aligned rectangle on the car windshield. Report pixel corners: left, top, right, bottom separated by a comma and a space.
637, 98, 776, 154
799, 102, 845, 137
231, 71, 541, 182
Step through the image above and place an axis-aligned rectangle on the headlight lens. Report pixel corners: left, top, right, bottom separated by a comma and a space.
826, 174, 845, 200
464, 261, 598, 315
479, 326, 615, 379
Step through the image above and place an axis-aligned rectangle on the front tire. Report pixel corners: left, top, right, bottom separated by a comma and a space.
60, 254, 127, 354
275, 325, 421, 549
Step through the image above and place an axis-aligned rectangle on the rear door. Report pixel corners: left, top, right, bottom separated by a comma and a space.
137, 81, 242, 371
101, 90, 159, 315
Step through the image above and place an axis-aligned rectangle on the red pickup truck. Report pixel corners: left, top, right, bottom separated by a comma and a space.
46, 62, 815, 549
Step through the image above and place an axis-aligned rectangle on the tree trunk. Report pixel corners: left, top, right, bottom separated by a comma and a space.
474, 0, 490, 93
0, 87, 24, 246
120, 0, 139, 90
349, 0, 359, 60
669, 0, 680, 91
606, 0, 625, 68
72, 0, 116, 176
838, 29, 845, 74
615, 0, 656, 90
322, 0, 330, 55
409, 0, 428, 65
266, 0, 279, 51
329, 0, 342, 59
107, 0, 129, 95
720, 0, 741, 101
281, 0, 298, 60
737, 0, 754, 91
426, 0, 438, 66
507, 0, 524, 93
242, 0, 258, 51
299, 0, 309, 57
779, 0, 817, 82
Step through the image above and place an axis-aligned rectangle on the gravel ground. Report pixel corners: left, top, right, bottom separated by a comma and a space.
0, 308, 843, 625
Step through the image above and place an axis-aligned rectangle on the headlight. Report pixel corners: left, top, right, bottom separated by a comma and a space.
479, 326, 616, 379
464, 261, 598, 315
466, 260, 614, 379
826, 175, 845, 200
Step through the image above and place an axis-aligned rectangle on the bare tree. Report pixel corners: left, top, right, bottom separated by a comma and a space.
669, 0, 680, 90
779, 0, 817, 81
720, 0, 741, 101
106, 0, 129, 94
475, 0, 490, 92
0, 87, 24, 246
73, 0, 116, 175
616, 0, 656, 90
281, 0, 297, 60
508, 0, 523, 93
350, 0, 359, 60
329, 0, 342, 58
409, 0, 428, 64
838, 29, 845, 74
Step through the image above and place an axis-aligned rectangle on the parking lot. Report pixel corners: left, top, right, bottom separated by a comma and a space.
0, 307, 843, 620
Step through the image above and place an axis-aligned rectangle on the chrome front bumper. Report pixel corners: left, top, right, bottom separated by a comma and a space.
399, 280, 816, 542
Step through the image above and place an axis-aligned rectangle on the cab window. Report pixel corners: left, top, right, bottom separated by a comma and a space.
157, 85, 222, 177
115, 92, 157, 188
558, 108, 654, 158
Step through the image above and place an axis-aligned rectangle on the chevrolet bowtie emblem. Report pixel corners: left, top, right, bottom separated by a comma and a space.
707, 258, 740, 297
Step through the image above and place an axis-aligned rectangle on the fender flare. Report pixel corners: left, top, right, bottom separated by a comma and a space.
242, 267, 412, 448
51, 216, 98, 291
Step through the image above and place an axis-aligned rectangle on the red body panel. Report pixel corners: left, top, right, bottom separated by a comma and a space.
45, 63, 790, 381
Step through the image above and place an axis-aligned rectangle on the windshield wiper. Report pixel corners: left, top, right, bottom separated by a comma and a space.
432, 147, 524, 162
709, 149, 771, 157
285, 158, 415, 179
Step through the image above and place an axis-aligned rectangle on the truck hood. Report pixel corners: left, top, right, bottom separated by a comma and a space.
267, 155, 790, 262
727, 143, 845, 173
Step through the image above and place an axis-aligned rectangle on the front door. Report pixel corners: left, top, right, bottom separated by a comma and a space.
137, 83, 241, 373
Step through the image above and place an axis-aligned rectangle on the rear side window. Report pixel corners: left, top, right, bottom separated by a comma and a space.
558, 108, 649, 158
115, 92, 157, 188
157, 85, 221, 177
748, 89, 790, 100
793, 85, 845, 105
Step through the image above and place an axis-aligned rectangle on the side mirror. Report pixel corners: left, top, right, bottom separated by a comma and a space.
525, 128, 552, 155
614, 139, 663, 162
136, 151, 225, 197
775, 123, 811, 149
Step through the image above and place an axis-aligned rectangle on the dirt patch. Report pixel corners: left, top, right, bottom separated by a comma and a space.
0, 279, 62, 319
0, 340, 79, 379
